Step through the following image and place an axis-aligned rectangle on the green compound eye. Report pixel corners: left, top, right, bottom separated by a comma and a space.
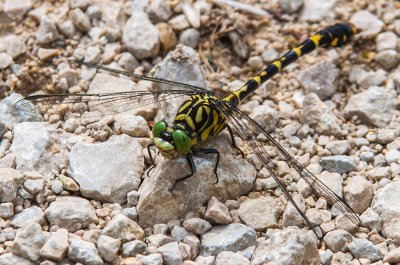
172, 130, 191, 154
152, 120, 167, 137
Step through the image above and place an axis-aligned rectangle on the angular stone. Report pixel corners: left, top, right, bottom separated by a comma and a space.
0, 253, 34, 265
122, 239, 147, 257
68, 239, 103, 265
344, 86, 395, 128
216, 251, 250, 265
344, 176, 373, 214
350, 10, 384, 38
11, 206, 45, 228
347, 238, 382, 262
200, 223, 256, 256
69, 135, 144, 204
299, 0, 335, 22
23, 178, 44, 194
40, 228, 69, 262
102, 214, 144, 242
205, 197, 232, 225
123, 12, 159, 60
251, 227, 319, 265
249, 105, 278, 133
36, 16, 59, 44
238, 196, 282, 231
12, 223, 45, 262
3, 0, 32, 20
183, 218, 212, 235
0, 168, 23, 202
45, 196, 98, 232
0, 202, 14, 218
70, 8, 91, 32
97, 235, 121, 262
158, 242, 183, 265
138, 135, 255, 227
323, 230, 352, 253
137, 253, 163, 265
320, 156, 357, 174
0, 35, 27, 58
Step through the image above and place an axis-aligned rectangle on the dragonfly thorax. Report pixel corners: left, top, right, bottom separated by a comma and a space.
152, 120, 191, 159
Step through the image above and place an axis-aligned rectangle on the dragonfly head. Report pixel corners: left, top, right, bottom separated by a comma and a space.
152, 120, 191, 158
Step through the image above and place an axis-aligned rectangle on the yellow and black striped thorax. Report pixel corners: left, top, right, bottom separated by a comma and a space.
224, 23, 356, 106
173, 93, 227, 146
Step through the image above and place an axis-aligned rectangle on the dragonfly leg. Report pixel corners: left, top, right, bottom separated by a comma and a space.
225, 125, 245, 158
192, 148, 220, 184
146, 141, 156, 177
170, 153, 196, 191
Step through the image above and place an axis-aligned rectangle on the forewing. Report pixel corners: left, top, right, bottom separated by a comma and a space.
216, 100, 361, 228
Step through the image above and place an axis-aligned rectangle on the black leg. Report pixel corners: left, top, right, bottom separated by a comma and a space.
226, 125, 245, 158
146, 141, 156, 177
192, 148, 220, 184
170, 153, 196, 191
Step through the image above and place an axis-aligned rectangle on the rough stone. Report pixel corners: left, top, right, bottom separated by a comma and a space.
238, 196, 282, 231
347, 238, 382, 262
11, 206, 45, 228
320, 156, 357, 174
0, 253, 34, 265
323, 230, 352, 253
0, 53, 12, 70
45, 196, 98, 232
344, 175, 373, 214
350, 10, 384, 38
252, 227, 320, 265
36, 17, 59, 44
158, 242, 183, 265
68, 239, 103, 265
249, 104, 279, 133
205, 196, 232, 225
123, 12, 159, 60
0, 168, 23, 202
299, 0, 335, 22
40, 228, 69, 262
344, 86, 395, 128
102, 214, 145, 242
200, 223, 256, 256
12, 223, 45, 262
183, 218, 212, 235
122, 239, 147, 257
69, 135, 144, 204
97, 235, 121, 262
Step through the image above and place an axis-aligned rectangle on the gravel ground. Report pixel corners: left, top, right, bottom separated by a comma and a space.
0, 0, 399, 264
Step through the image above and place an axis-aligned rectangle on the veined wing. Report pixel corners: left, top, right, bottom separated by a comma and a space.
215, 100, 361, 232
14, 90, 195, 119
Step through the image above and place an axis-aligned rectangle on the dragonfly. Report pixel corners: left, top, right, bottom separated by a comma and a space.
15, 23, 362, 237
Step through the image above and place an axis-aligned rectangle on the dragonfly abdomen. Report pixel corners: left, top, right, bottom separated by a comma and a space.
224, 23, 356, 106
173, 94, 227, 147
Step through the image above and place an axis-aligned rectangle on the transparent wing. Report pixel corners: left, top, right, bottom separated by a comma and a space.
14, 90, 195, 120
215, 100, 361, 230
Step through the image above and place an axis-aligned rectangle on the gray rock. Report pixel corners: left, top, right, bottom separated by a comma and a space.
385, 149, 400, 164
320, 156, 357, 174
372, 181, 400, 244
3, 0, 32, 20
350, 10, 384, 38
57, 19, 77, 39
118, 52, 140, 72
122, 239, 146, 257
1, 94, 43, 128
377, 129, 395, 144
115, 114, 150, 137
146, 0, 171, 22
51, 180, 63, 194
40, 228, 69, 262
183, 235, 200, 260
158, 242, 183, 265
137, 253, 163, 265
181, 2, 200, 28
24, 178, 44, 194
147, 234, 174, 248
68, 239, 103, 265
0, 202, 14, 218
299, 0, 335, 22
171, 226, 193, 242
127, 190, 140, 207
347, 238, 382, 262
97, 235, 121, 262
12, 223, 45, 261
123, 12, 159, 60
205, 196, 232, 225
195, 255, 215, 265
11, 122, 71, 175
238, 196, 282, 231
88, 73, 136, 94
87, 5, 102, 19
11, 206, 45, 228
70, 8, 91, 32
102, 214, 145, 242
375, 50, 399, 70
200, 223, 256, 256
45, 196, 98, 232
179, 28, 200, 49
249, 104, 278, 133
0, 168, 23, 202
326, 140, 350, 155
84, 46, 101, 64
323, 230, 352, 253
0, 53, 12, 70
252, 227, 320, 265
36, 16, 59, 44
344, 175, 373, 214
376, 32, 398, 51
360, 207, 381, 232
357, 70, 386, 88
69, 135, 144, 204
183, 218, 212, 235
279, 0, 303, 13
297, 62, 338, 100
302, 93, 342, 137
216, 251, 250, 265
137, 134, 255, 227
262, 49, 278, 62
0, 35, 27, 59
0, 253, 34, 265
153, 44, 206, 124
344, 86, 395, 128
282, 194, 306, 227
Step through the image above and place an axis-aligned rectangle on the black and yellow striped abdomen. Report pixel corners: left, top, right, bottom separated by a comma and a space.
224, 23, 357, 106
